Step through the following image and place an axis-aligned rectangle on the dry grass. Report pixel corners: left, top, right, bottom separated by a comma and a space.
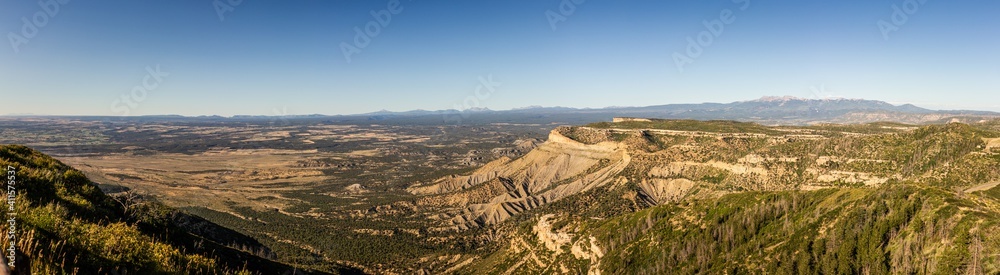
61, 149, 327, 214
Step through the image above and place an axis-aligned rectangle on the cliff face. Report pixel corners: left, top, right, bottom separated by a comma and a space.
411, 129, 630, 230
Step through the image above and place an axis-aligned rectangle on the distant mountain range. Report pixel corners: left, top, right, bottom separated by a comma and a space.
347, 96, 1000, 125
8, 97, 998, 125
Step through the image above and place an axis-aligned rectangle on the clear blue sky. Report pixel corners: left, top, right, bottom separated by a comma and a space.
2, 0, 998, 116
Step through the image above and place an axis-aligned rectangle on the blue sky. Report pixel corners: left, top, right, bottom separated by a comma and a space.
1, 0, 998, 116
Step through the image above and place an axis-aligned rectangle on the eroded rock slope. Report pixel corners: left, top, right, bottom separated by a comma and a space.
410, 129, 630, 230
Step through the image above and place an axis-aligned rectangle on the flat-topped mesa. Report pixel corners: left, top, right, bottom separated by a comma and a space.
612, 117, 652, 123
548, 127, 620, 151
408, 128, 621, 196
546, 127, 582, 144
552, 126, 619, 145
412, 128, 631, 231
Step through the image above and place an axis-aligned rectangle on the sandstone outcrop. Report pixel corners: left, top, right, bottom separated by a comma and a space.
410, 129, 630, 230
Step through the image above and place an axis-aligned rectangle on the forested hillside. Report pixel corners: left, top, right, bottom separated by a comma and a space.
0, 145, 335, 274
446, 120, 1000, 274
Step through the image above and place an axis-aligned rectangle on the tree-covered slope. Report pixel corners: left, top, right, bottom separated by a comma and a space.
592, 184, 1000, 274
449, 121, 1000, 274
0, 144, 329, 274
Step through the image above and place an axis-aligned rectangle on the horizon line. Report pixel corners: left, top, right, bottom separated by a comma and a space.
4, 96, 1000, 118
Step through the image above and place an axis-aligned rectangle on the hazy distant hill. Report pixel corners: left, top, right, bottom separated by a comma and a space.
351, 96, 1000, 125
8, 97, 996, 127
